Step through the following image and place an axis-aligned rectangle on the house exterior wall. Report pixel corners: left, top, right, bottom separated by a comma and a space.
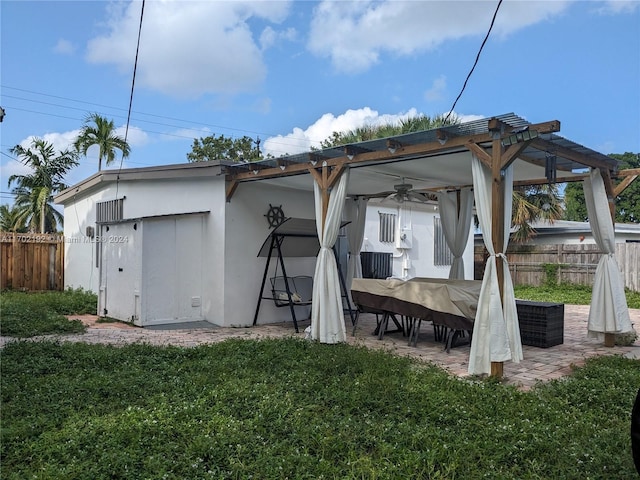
61, 173, 476, 328
362, 201, 475, 280
223, 181, 316, 327
60, 176, 227, 325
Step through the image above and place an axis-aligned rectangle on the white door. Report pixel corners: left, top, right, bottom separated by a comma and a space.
98, 221, 141, 322
142, 215, 204, 325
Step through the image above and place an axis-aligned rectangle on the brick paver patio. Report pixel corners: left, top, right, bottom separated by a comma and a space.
2, 305, 638, 390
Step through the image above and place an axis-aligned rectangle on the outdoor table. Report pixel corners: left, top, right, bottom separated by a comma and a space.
351, 277, 481, 351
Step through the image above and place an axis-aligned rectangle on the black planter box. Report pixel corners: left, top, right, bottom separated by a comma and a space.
516, 300, 564, 348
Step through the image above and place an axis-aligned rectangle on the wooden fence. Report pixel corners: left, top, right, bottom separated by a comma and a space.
0, 232, 64, 291
474, 243, 640, 292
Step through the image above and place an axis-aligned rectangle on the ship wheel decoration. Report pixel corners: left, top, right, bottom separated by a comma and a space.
265, 204, 285, 228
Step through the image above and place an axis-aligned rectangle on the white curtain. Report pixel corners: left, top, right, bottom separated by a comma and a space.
468, 154, 522, 375
438, 188, 473, 279
310, 168, 350, 343
584, 168, 633, 338
345, 197, 368, 291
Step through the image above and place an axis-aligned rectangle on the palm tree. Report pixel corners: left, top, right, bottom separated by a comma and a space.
511, 184, 564, 242
319, 114, 458, 148
8, 138, 78, 233
0, 204, 27, 232
74, 113, 131, 171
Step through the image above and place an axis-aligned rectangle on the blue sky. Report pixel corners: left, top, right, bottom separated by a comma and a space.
1, 0, 639, 203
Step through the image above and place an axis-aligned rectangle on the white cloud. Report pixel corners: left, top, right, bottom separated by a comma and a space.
424, 75, 447, 102
86, 1, 293, 98
264, 106, 423, 157
53, 39, 75, 55
263, 107, 488, 157
308, 0, 571, 74
2, 159, 32, 186
260, 26, 297, 50
595, 0, 639, 14
19, 130, 81, 154
113, 125, 149, 148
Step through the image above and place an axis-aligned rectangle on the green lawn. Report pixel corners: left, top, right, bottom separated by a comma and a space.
0, 288, 96, 337
1, 339, 638, 479
1, 287, 639, 478
514, 283, 640, 309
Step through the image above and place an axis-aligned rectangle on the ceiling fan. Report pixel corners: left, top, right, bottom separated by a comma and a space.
373, 178, 434, 204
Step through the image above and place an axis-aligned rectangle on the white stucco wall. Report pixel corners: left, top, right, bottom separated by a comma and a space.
60, 172, 475, 329
223, 181, 316, 327
60, 175, 227, 325
362, 201, 475, 280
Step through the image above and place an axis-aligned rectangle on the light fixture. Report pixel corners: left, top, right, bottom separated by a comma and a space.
386, 139, 402, 154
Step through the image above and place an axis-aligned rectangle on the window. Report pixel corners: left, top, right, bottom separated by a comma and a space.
434, 217, 454, 266
96, 198, 124, 223
378, 212, 396, 243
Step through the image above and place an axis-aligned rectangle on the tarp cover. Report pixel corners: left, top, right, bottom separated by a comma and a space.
351, 277, 481, 330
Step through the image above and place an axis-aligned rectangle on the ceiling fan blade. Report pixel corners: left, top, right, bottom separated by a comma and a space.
407, 191, 428, 203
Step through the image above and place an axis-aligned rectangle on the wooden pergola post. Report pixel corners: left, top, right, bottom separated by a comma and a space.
308, 162, 345, 232
490, 129, 506, 378
467, 120, 532, 378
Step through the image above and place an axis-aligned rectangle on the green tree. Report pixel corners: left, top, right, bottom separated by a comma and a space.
511, 184, 564, 242
0, 204, 27, 232
318, 114, 457, 148
74, 113, 130, 171
564, 152, 640, 223
187, 134, 261, 163
8, 138, 78, 233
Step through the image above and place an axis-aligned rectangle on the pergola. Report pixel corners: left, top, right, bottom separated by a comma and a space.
224, 113, 637, 377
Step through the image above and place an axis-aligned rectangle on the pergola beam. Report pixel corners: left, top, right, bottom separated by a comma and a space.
531, 138, 616, 171
228, 120, 562, 184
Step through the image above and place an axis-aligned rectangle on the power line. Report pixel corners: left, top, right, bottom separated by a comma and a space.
1, 101, 313, 157
1, 85, 317, 150
116, 0, 146, 197
442, 0, 502, 125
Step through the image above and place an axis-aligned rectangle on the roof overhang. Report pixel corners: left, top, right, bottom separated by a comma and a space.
55, 161, 225, 204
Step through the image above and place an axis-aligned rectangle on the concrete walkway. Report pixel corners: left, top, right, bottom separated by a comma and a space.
2, 305, 638, 390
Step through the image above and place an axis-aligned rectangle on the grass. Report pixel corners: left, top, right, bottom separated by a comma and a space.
0, 288, 96, 337
1, 286, 639, 477
514, 283, 640, 309
1, 338, 638, 479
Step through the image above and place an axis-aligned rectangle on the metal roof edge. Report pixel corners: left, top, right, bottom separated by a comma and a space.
55, 161, 224, 204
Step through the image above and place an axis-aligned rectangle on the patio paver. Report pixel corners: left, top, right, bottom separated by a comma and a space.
1, 305, 638, 390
